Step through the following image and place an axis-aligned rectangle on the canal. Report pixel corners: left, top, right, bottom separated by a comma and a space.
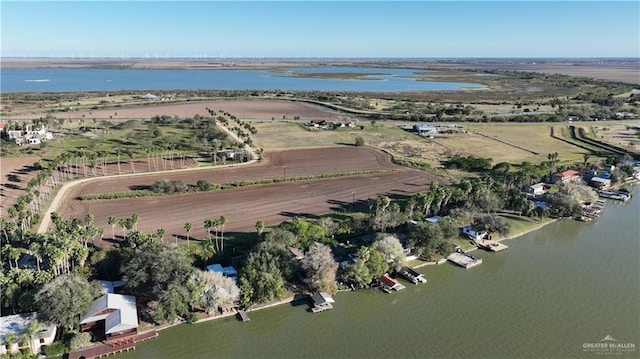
121, 186, 639, 358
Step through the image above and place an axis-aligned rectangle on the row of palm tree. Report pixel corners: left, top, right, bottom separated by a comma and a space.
202, 216, 227, 254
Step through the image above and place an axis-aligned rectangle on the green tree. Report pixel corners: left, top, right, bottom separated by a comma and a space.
238, 250, 286, 307
121, 245, 194, 323
355, 136, 365, 147
35, 274, 100, 331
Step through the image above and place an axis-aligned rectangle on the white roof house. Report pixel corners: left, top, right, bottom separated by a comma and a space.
0, 312, 56, 355
80, 293, 138, 335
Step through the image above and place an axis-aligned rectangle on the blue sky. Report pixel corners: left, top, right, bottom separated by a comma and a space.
2, 1, 639, 58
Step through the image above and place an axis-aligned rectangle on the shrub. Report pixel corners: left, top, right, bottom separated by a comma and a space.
355, 136, 365, 146
42, 342, 67, 357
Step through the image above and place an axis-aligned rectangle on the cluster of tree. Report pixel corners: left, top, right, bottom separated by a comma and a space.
151, 178, 189, 194
444, 155, 493, 172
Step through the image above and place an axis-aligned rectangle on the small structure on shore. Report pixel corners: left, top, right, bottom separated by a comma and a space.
237, 310, 251, 322
447, 252, 483, 269
461, 224, 488, 241
310, 292, 335, 313
475, 239, 509, 252
378, 273, 406, 293
399, 267, 427, 284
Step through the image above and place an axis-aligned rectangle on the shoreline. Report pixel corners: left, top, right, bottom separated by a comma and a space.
146, 215, 560, 333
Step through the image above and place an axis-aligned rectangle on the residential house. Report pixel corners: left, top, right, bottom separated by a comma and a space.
413, 123, 438, 135
5, 126, 53, 146
79, 293, 138, 340
461, 224, 488, 241
0, 312, 57, 355
425, 216, 443, 224
590, 176, 612, 189
551, 170, 581, 184
527, 183, 546, 196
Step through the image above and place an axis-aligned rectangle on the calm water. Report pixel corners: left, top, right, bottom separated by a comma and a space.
121, 186, 639, 359
0, 67, 482, 93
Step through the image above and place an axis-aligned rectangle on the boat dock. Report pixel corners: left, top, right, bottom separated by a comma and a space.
238, 310, 251, 322
68, 331, 158, 359
598, 190, 631, 201
378, 273, 406, 293
399, 266, 427, 284
476, 240, 509, 252
310, 292, 335, 313
447, 252, 482, 268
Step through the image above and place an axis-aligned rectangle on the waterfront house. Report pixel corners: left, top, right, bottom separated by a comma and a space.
590, 176, 612, 189
79, 293, 138, 340
551, 170, 581, 184
0, 312, 56, 355
206, 263, 238, 281
378, 273, 406, 292
461, 224, 488, 241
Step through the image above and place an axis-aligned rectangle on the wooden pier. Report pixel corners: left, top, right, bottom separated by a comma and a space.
238, 310, 251, 322
447, 252, 482, 268
68, 331, 158, 359
476, 240, 509, 252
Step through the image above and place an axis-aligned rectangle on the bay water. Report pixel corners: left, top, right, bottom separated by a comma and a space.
0, 67, 482, 93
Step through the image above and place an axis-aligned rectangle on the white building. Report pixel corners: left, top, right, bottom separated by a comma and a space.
6, 126, 53, 146
0, 312, 57, 355
80, 293, 138, 338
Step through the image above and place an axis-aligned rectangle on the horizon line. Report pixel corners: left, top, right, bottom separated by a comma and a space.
2, 56, 639, 60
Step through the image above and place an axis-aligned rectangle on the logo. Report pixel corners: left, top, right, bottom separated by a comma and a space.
583, 334, 636, 356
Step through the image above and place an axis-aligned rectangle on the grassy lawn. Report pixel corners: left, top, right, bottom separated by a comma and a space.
498, 214, 555, 240
252, 121, 418, 150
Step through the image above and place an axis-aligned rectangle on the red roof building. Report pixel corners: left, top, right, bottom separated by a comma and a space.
552, 170, 581, 184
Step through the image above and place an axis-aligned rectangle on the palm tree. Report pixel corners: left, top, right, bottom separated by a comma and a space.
108, 215, 117, 239
204, 219, 213, 242
255, 220, 265, 240
23, 319, 40, 354
218, 216, 227, 253
118, 218, 128, 239
3, 331, 19, 353
184, 222, 192, 246
156, 228, 165, 244
2, 245, 21, 269
130, 213, 140, 231
29, 242, 42, 272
